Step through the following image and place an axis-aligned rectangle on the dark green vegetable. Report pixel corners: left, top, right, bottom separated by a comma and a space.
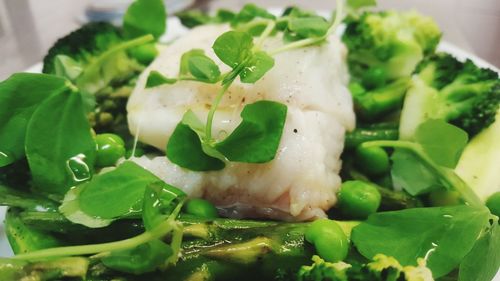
338, 181, 381, 219
399, 53, 500, 138
128, 43, 158, 64
184, 198, 219, 219
486, 192, 500, 217
5, 208, 63, 254
344, 124, 399, 149
95, 133, 126, 167
305, 219, 349, 262
354, 145, 390, 176
0, 257, 89, 281
123, 0, 166, 39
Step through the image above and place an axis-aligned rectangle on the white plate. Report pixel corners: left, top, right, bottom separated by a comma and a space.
1, 12, 499, 280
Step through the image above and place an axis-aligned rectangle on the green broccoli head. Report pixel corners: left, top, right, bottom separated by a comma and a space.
42, 22, 123, 75
343, 10, 441, 80
400, 53, 500, 139
297, 255, 350, 281
41, 22, 155, 112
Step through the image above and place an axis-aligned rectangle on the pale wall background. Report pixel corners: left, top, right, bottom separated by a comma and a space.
0, 0, 499, 80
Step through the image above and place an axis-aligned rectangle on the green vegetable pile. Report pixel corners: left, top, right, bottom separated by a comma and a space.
0, 0, 499, 280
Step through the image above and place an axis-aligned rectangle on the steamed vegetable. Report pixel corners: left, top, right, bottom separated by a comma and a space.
399, 53, 500, 139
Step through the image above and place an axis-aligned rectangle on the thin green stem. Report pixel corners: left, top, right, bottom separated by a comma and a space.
254, 21, 276, 50
204, 82, 231, 142
362, 141, 483, 207
268, 0, 344, 56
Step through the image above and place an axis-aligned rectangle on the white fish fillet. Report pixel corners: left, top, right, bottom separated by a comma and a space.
127, 24, 355, 221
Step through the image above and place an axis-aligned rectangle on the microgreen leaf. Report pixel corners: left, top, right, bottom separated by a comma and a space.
54, 55, 83, 81
102, 239, 173, 275
391, 149, 443, 196
123, 0, 166, 39
240, 51, 275, 84
180, 49, 204, 76
187, 54, 221, 83
0, 73, 69, 167
215, 100, 287, 163
142, 182, 186, 231
146, 71, 177, 88
77, 161, 161, 220
287, 16, 331, 39
347, 0, 377, 10
176, 10, 212, 28
351, 205, 490, 278
26, 89, 96, 196
459, 218, 500, 281
414, 120, 468, 168
212, 31, 253, 68
166, 122, 225, 171
231, 4, 275, 27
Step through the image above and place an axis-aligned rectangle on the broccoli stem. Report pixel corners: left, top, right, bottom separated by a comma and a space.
344, 127, 399, 149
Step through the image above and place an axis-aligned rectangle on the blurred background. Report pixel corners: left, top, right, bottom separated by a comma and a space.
0, 0, 499, 80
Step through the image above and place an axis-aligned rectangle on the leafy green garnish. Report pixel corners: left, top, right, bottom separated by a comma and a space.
230, 3, 276, 27
0, 73, 69, 167
216, 101, 287, 163
459, 217, 500, 281
239, 51, 275, 83
123, 0, 167, 39
25, 89, 95, 196
287, 16, 331, 39
77, 161, 160, 220
142, 182, 186, 231
213, 31, 254, 69
352, 205, 490, 278
166, 122, 225, 171
146, 70, 177, 88
54, 55, 83, 81
180, 49, 221, 83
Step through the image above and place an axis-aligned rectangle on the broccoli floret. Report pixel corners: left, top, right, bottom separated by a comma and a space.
42, 22, 123, 74
343, 10, 442, 80
349, 77, 411, 120
42, 22, 154, 112
297, 255, 434, 281
297, 255, 351, 281
399, 53, 500, 139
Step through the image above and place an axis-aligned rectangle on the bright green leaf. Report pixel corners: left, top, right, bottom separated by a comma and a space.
78, 161, 160, 219
347, 0, 377, 10
288, 16, 331, 38
0, 73, 69, 167
123, 0, 166, 39
166, 123, 225, 171
351, 205, 490, 278
180, 49, 205, 76
415, 120, 468, 168
240, 51, 275, 84
188, 55, 221, 83
142, 182, 186, 231
102, 239, 172, 275
146, 71, 177, 88
216, 100, 287, 163
231, 3, 275, 27
26, 90, 96, 195
459, 218, 500, 281
54, 55, 83, 81
391, 149, 443, 196
212, 31, 253, 68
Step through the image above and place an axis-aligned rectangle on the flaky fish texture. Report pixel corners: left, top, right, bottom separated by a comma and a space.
127, 24, 355, 221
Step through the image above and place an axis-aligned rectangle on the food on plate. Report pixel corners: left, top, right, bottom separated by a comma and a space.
0, 0, 499, 280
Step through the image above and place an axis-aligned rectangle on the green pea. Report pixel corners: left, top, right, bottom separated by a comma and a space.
486, 192, 500, 217
125, 147, 146, 159
354, 145, 390, 176
95, 133, 126, 167
362, 66, 387, 89
305, 219, 349, 262
184, 198, 219, 219
129, 43, 158, 65
338, 181, 381, 219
